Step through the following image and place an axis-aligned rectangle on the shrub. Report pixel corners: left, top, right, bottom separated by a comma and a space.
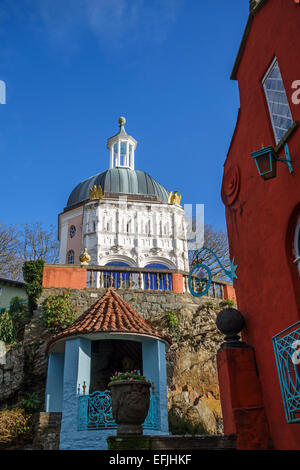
203, 301, 214, 310
0, 409, 32, 445
165, 311, 182, 342
219, 299, 235, 308
21, 392, 40, 413
168, 412, 208, 435
42, 290, 76, 333
9, 296, 30, 341
0, 309, 15, 344
22, 260, 44, 313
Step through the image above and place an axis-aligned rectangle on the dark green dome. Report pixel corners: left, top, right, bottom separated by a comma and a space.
66, 168, 170, 208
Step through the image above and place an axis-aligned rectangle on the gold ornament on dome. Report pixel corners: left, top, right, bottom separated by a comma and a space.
80, 248, 91, 266
89, 185, 103, 201
168, 191, 182, 206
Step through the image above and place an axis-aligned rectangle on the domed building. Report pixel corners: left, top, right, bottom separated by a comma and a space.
58, 117, 189, 273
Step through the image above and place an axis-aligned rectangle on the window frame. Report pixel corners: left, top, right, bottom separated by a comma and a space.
67, 250, 75, 265
293, 215, 300, 274
69, 225, 76, 239
262, 57, 293, 145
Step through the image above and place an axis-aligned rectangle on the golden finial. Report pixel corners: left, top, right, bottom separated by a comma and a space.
168, 190, 182, 206
89, 184, 103, 201
80, 248, 91, 266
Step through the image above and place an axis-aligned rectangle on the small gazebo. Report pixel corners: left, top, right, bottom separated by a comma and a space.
45, 288, 171, 450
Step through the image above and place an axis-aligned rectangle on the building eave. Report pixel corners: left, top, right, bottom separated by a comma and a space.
230, 0, 269, 81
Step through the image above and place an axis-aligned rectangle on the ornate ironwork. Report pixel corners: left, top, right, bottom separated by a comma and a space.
78, 389, 158, 431
273, 321, 300, 423
188, 246, 238, 298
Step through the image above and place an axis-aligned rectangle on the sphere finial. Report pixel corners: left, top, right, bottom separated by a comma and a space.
118, 116, 126, 127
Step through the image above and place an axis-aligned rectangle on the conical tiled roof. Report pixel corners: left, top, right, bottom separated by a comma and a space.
47, 288, 171, 352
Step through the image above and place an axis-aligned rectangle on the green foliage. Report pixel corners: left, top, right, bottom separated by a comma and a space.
168, 413, 208, 435
219, 299, 235, 308
165, 311, 179, 330
22, 260, 44, 313
203, 301, 214, 310
0, 409, 32, 445
9, 296, 30, 341
21, 392, 40, 413
165, 311, 182, 342
109, 370, 146, 383
42, 290, 76, 333
0, 309, 15, 343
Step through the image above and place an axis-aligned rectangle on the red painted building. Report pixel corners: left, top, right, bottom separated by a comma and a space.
220, 0, 300, 450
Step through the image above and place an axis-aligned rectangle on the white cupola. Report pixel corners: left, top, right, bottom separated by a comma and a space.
107, 117, 137, 170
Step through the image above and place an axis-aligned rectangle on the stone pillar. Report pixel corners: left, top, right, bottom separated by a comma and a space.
171, 273, 184, 293
216, 308, 269, 450
59, 337, 91, 449
45, 352, 64, 412
223, 284, 237, 304
142, 339, 169, 434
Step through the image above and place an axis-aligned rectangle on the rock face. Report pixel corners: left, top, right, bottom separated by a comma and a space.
0, 288, 225, 440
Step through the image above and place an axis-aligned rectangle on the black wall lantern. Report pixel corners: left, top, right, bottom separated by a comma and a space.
251, 143, 293, 181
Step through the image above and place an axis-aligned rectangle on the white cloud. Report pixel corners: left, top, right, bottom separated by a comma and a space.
17, 0, 184, 51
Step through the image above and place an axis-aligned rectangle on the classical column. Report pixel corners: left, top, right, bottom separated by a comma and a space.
142, 339, 169, 434
45, 352, 65, 412
110, 146, 114, 169
59, 338, 91, 449
126, 141, 129, 167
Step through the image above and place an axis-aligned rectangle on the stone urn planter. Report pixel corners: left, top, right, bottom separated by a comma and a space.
108, 379, 151, 435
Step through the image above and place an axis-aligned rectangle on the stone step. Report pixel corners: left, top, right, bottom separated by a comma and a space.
108, 434, 236, 451
150, 434, 236, 450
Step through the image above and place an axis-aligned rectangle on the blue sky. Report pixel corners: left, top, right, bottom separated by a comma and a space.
0, 0, 248, 232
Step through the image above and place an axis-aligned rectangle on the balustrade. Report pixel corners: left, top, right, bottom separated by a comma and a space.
85, 265, 228, 299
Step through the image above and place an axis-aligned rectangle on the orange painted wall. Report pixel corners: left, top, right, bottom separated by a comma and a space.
171, 273, 184, 293
42, 266, 86, 289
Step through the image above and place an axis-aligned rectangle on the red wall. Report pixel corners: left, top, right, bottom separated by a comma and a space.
221, 0, 300, 449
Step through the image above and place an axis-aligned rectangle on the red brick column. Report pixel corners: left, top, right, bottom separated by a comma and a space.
217, 346, 269, 449
171, 273, 184, 293
42, 265, 86, 289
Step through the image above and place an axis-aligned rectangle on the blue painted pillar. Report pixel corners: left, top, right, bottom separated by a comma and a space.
45, 352, 64, 412
59, 338, 91, 448
142, 339, 169, 434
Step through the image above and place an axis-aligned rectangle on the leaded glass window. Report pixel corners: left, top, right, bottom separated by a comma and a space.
262, 58, 293, 144
67, 250, 74, 264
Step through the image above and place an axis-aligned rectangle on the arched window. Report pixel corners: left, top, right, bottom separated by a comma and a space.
144, 263, 171, 291
69, 225, 76, 238
104, 261, 131, 288
67, 250, 74, 264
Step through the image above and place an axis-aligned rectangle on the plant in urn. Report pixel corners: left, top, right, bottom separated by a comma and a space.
108, 370, 151, 435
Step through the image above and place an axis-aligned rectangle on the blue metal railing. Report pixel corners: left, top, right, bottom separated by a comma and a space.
273, 321, 300, 423
78, 389, 158, 431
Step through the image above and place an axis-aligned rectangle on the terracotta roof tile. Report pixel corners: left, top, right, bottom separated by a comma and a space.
47, 288, 171, 352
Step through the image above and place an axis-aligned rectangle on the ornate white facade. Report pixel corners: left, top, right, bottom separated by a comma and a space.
58, 118, 189, 271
